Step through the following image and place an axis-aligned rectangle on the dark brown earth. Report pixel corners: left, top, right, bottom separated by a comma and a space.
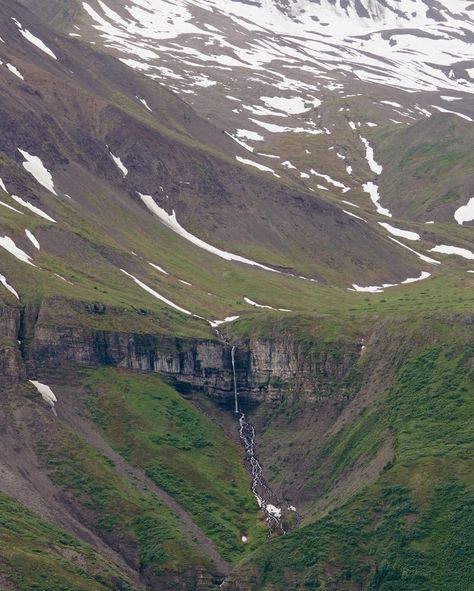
0, 1, 423, 287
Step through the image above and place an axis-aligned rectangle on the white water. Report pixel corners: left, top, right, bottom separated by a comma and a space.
238, 414, 284, 535
231, 345, 239, 413
230, 345, 285, 534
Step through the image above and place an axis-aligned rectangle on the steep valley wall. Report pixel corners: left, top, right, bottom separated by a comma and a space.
0, 300, 360, 406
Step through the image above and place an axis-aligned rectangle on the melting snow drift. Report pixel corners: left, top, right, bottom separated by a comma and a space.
0, 273, 19, 299
18, 149, 57, 195
121, 269, 192, 315
454, 198, 474, 225
429, 245, 474, 260
139, 193, 279, 273
29, 380, 58, 414
0, 236, 35, 265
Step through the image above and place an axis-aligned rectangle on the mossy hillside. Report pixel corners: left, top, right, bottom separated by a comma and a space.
0, 491, 136, 591
1, 145, 473, 342
229, 272, 473, 344
3, 138, 471, 335
33, 414, 209, 579
0, 173, 391, 333
85, 368, 267, 563
232, 318, 474, 590
1, 11, 473, 334
374, 115, 474, 221
11, 269, 474, 347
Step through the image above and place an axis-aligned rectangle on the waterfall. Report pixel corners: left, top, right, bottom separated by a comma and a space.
230, 345, 285, 535
231, 345, 239, 413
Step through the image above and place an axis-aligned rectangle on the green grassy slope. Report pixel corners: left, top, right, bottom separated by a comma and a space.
0, 491, 137, 591
375, 115, 474, 223
33, 411, 211, 585
85, 369, 267, 563
229, 316, 474, 590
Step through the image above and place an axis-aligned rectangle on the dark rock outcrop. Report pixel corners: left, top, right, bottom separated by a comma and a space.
0, 304, 23, 386
1, 301, 359, 405
30, 308, 358, 406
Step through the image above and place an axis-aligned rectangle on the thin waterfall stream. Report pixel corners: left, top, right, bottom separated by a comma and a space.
231, 346, 239, 413
230, 345, 285, 535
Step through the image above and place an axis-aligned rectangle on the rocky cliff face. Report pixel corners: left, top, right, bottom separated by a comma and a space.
0, 304, 23, 386
1, 300, 360, 405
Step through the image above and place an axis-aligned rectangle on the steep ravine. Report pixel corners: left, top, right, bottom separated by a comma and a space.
231, 347, 289, 536
1, 299, 362, 503
0, 299, 363, 589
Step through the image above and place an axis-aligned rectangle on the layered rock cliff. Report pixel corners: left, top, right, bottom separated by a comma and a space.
0, 304, 23, 386
1, 298, 360, 406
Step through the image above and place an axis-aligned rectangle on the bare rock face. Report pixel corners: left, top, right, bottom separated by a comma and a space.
18, 300, 359, 406
0, 304, 23, 386
246, 337, 357, 397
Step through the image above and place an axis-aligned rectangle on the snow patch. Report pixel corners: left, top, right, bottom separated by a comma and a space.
148, 261, 169, 275
18, 150, 57, 195
14, 20, 58, 60
121, 269, 191, 314
260, 95, 319, 115
236, 129, 264, 142
140, 194, 279, 273
236, 156, 279, 177
137, 96, 152, 111
454, 198, 474, 225
351, 271, 430, 293
225, 132, 254, 153
310, 169, 350, 192
431, 105, 473, 122
250, 118, 324, 135
209, 315, 240, 328
342, 199, 359, 208
360, 137, 383, 174
343, 210, 367, 222
351, 283, 388, 293
25, 229, 40, 250
6, 63, 24, 80
429, 245, 474, 260
362, 182, 391, 217
0, 274, 19, 299
380, 100, 402, 108
244, 296, 291, 312
402, 271, 431, 284
29, 380, 57, 412
108, 149, 128, 176
0, 236, 35, 265
378, 222, 420, 241
10, 195, 56, 223
0, 200, 24, 215
388, 237, 440, 265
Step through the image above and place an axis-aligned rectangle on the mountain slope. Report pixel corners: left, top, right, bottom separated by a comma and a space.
25, 0, 474, 228
225, 314, 474, 590
1, 0, 438, 309
0, 1, 473, 590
